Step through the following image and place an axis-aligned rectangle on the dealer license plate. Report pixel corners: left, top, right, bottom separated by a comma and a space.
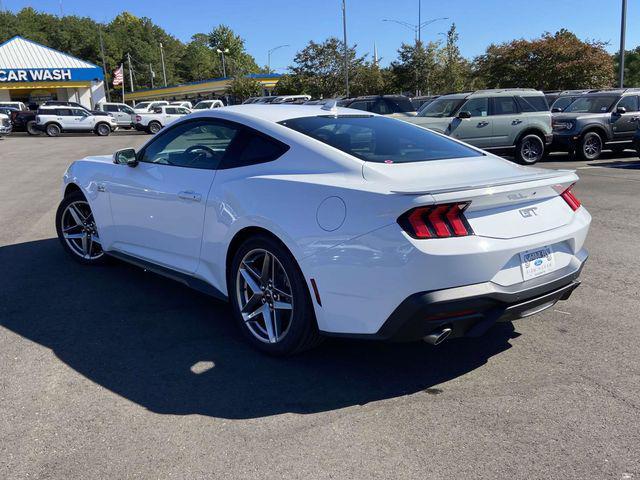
520, 246, 555, 281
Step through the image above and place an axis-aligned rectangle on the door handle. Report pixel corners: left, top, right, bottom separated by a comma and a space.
477, 121, 489, 127
512, 119, 523, 125
178, 191, 202, 202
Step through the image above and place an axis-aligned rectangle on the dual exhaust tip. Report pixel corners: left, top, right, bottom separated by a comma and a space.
423, 326, 453, 346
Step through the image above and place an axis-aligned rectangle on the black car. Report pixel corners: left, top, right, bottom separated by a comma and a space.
551, 88, 640, 160
339, 95, 417, 116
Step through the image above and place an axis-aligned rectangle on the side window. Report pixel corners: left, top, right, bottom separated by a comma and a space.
73, 108, 88, 116
165, 107, 178, 114
120, 106, 134, 114
372, 99, 392, 115
140, 120, 240, 170
104, 105, 119, 112
617, 95, 638, 112
221, 129, 289, 169
348, 100, 372, 112
460, 97, 489, 117
521, 96, 548, 111
491, 97, 519, 115
178, 107, 190, 114
58, 108, 73, 116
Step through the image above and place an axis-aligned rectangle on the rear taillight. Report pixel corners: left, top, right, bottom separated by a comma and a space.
560, 184, 581, 211
398, 203, 473, 239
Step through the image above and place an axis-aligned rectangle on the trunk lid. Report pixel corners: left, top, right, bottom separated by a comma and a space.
363, 155, 579, 239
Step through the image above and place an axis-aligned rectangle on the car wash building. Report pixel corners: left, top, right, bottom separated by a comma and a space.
0, 36, 106, 108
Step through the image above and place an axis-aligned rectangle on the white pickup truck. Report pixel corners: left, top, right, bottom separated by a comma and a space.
134, 105, 191, 134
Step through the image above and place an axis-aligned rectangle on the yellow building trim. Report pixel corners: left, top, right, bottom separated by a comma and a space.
0, 81, 92, 90
126, 77, 280, 101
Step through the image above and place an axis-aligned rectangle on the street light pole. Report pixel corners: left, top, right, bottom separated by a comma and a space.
382, 16, 449, 44
342, 0, 349, 98
418, 0, 421, 43
159, 42, 167, 87
217, 48, 229, 77
619, 0, 627, 88
267, 44, 289, 73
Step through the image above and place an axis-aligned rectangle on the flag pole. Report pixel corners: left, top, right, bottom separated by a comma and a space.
121, 63, 125, 103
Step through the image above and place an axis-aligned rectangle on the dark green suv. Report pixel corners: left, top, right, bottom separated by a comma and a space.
551, 88, 640, 160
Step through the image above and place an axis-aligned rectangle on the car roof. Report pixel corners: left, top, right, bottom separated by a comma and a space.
190, 104, 373, 124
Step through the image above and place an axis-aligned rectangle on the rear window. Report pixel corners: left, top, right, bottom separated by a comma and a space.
517, 96, 549, 112
279, 115, 482, 163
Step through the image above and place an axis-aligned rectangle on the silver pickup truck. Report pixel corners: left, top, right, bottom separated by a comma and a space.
134, 105, 191, 134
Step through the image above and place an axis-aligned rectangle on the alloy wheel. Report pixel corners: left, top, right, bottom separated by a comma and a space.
236, 248, 293, 344
60, 200, 103, 260
521, 137, 542, 163
584, 134, 602, 158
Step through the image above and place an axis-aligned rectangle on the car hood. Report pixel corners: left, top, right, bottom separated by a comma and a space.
402, 116, 452, 134
362, 153, 571, 195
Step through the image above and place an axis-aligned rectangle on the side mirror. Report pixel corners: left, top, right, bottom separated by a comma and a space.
457, 110, 471, 119
615, 106, 627, 115
551, 107, 563, 113
113, 148, 138, 167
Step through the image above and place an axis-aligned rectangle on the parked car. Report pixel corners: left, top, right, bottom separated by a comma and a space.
271, 95, 312, 104
134, 105, 191, 134
0, 112, 11, 138
55, 104, 590, 355
133, 101, 169, 114
95, 102, 136, 128
551, 88, 640, 160
303, 98, 341, 106
36, 106, 117, 137
9, 109, 39, 134
192, 99, 224, 110
545, 90, 593, 113
242, 97, 262, 104
412, 95, 440, 110
340, 95, 417, 117
0, 101, 27, 111
41, 101, 111, 117
170, 101, 193, 109
633, 127, 640, 156
405, 89, 552, 164
253, 96, 279, 104
0, 106, 18, 120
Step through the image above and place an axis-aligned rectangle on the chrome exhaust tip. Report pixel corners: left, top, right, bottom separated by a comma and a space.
423, 327, 453, 346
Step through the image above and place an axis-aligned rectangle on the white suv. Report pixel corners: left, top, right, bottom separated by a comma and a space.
36, 106, 117, 137
96, 102, 136, 128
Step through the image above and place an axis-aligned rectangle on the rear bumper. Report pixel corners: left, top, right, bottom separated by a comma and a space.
326, 254, 587, 342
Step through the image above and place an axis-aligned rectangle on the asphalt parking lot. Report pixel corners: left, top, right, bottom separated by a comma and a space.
1, 132, 639, 479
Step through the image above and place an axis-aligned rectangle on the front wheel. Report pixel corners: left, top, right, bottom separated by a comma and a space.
229, 234, 321, 356
578, 131, 603, 160
55, 191, 107, 265
95, 123, 111, 136
515, 134, 545, 165
45, 123, 61, 137
26, 120, 41, 136
147, 121, 161, 134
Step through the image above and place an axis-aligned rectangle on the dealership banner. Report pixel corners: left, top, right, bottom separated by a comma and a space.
0, 68, 104, 82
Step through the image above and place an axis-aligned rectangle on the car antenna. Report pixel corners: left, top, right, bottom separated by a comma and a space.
321, 99, 339, 115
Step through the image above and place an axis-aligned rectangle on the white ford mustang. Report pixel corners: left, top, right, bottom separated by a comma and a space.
56, 104, 591, 355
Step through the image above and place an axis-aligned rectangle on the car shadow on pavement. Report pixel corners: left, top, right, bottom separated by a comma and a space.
586, 160, 640, 170
0, 239, 519, 419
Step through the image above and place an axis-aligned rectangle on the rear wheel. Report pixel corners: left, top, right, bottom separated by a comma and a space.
45, 123, 61, 137
55, 191, 106, 265
229, 234, 321, 356
26, 120, 41, 136
515, 134, 545, 165
148, 121, 161, 134
578, 131, 603, 160
95, 122, 111, 136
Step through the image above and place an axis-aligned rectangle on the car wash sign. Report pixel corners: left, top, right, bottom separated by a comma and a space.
0, 68, 103, 83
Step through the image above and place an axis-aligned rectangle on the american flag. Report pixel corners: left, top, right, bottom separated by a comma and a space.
113, 65, 124, 86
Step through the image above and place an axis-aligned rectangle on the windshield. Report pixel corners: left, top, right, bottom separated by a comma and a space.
135, 102, 152, 109
564, 96, 618, 114
279, 115, 482, 163
193, 102, 211, 110
418, 98, 464, 117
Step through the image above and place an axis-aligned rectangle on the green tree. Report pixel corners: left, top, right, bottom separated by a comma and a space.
350, 63, 394, 96
437, 23, 473, 93
208, 24, 259, 76
226, 75, 263, 100
474, 30, 614, 90
178, 34, 218, 82
287, 37, 364, 98
613, 48, 640, 87
390, 40, 440, 95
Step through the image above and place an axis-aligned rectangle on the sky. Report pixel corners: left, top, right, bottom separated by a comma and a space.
3, 0, 638, 72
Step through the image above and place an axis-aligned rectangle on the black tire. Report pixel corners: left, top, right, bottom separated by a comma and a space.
45, 123, 61, 137
228, 233, 322, 356
147, 121, 162, 134
55, 191, 107, 265
515, 134, 545, 165
26, 120, 41, 136
578, 131, 603, 160
95, 122, 111, 136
